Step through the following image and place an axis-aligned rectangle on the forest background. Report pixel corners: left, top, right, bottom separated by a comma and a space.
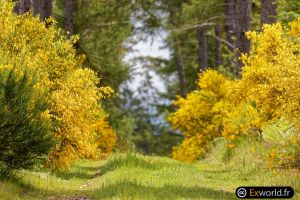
0, 0, 300, 199
0, 0, 300, 173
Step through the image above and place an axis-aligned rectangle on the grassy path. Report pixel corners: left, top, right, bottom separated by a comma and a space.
0, 153, 299, 200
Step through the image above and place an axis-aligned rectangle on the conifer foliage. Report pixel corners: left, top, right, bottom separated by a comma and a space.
0, 68, 54, 176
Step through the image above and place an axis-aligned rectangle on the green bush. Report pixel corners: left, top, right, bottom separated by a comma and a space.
0, 68, 55, 177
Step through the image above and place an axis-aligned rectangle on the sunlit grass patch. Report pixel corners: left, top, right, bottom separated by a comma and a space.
0, 152, 299, 200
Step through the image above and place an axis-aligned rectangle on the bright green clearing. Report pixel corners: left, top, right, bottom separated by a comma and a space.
0, 151, 299, 200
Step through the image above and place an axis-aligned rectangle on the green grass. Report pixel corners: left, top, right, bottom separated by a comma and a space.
0, 139, 299, 199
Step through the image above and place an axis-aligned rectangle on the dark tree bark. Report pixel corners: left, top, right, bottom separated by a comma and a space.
224, 0, 252, 77
19, 0, 25, 14
64, 0, 74, 38
170, 9, 187, 98
235, 0, 252, 77
224, 0, 236, 53
215, 25, 222, 67
14, 0, 32, 14
260, 0, 278, 26
32, 0, 39, 15
224, 0, 236, 73
175, 47, 187, 98
33, 0, 52, 21
197, 26, 208, 73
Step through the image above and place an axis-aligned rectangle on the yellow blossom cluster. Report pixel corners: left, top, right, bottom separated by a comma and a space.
241, 23, 300, 124
169, 70, 230, 162
94, 120, 117, 157
0, 0, 116, 170
169, 20, 300, 167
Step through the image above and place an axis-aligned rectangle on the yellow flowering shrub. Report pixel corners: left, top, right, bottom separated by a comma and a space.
241, 23, 300, 124
172, 135, 206, 163
220, 23, 300, 142
222, 103, 264, 140
0, 0, 116, 170
94, 120, 117, 156
170, 20, 300, 167
47, 69, 113, 169
237, 22, 300, 168
289, 17, 300, 36
169, 70, 231, 162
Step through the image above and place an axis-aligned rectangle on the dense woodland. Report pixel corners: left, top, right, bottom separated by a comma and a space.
0, 1, 299, 198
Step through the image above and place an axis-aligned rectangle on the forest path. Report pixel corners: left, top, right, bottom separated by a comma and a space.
0, 153, 299, 200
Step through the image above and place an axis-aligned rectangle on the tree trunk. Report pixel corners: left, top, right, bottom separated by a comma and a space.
224, 0, 236, 73
19, 0, 25, 14
32, 0, 39, 15
197, 26, 208, 73
15, 0, 32, 14
235, 0, 252, 77
224, 0, 236, 53
170, 10, 187, 98
33, 0, 52, 21
260, 0, 278, 26
64, 0, 74, 38
175, 46, 187, 98
215, 25, 222, 67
